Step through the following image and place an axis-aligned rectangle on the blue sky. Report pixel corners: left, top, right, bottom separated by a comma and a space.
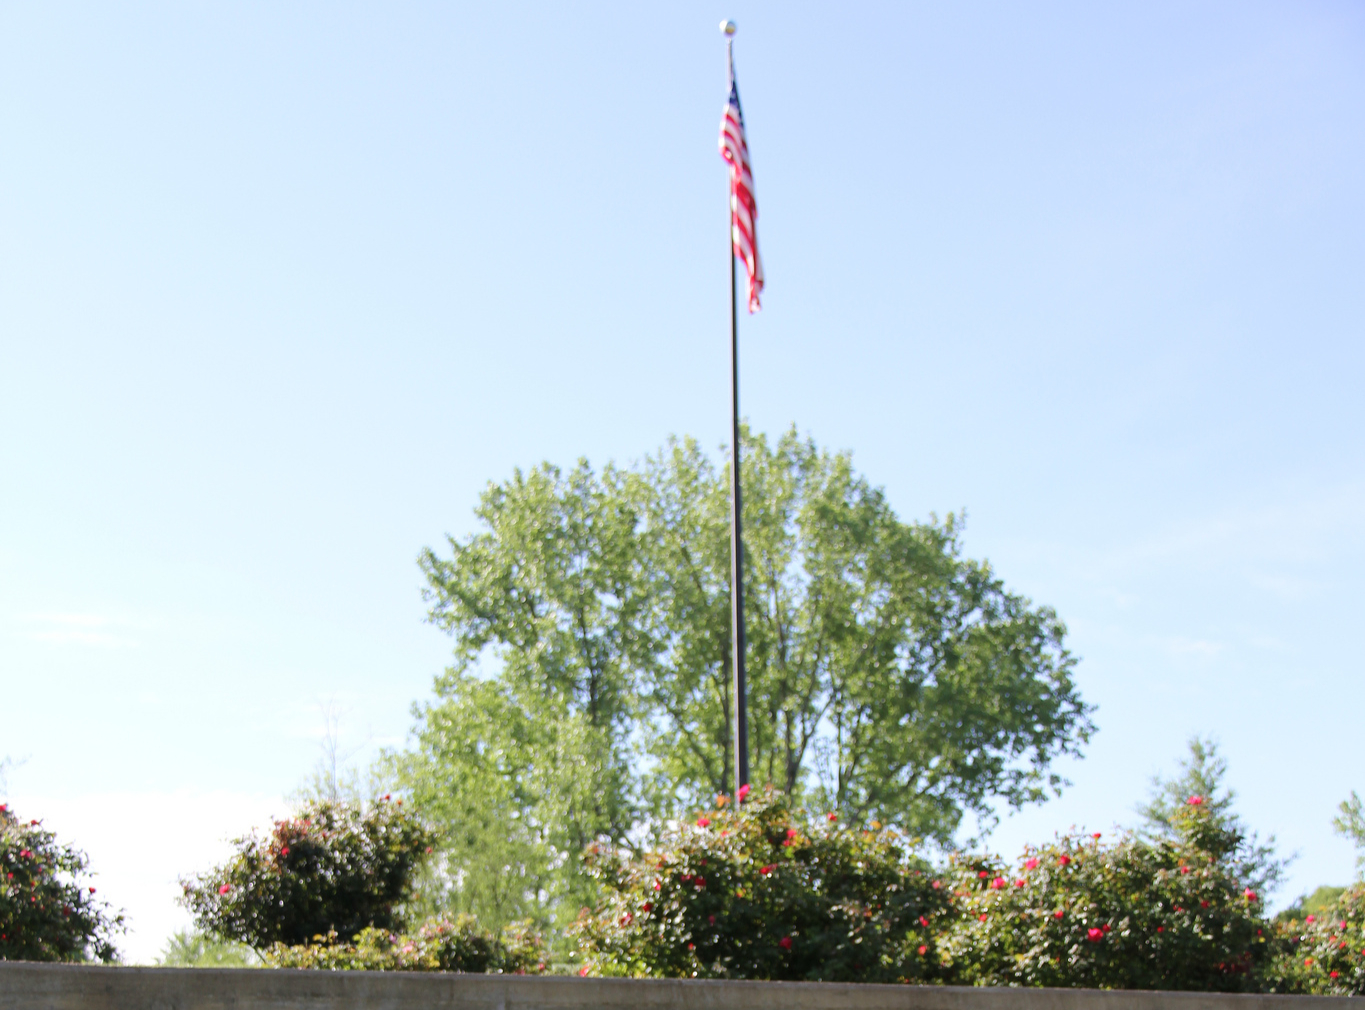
2, 1, 1362, 961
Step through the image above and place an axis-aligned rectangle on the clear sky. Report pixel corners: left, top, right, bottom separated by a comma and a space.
2, 1, 1362, 963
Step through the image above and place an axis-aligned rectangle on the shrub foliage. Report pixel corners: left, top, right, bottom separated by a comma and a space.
181, 797, 433, 949
0, 803, 123, 963
937, 814, 1268, 990
1265, 885, 1365, 995
262, 914, 545, 973
571, 788, 949, 981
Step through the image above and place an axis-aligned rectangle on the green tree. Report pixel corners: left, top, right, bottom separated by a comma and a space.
1139, 737, 1289, 895
405, 428, 1092, 926
1334, 791, 1364, 878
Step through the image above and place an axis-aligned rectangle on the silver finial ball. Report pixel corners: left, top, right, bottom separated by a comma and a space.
720, 20, 736, 36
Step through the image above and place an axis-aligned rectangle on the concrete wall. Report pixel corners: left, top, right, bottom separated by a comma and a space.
0, 964, 1359, 1010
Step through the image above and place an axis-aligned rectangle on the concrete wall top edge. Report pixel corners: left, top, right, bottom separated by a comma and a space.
0, 963, 1360, 1010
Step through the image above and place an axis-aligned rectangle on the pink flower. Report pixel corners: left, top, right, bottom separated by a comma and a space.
1087, 928, 1103, 942
786, 828, 798, 839
280, 846, 290, 857
827, 812, 838, 822
1057, 855, 1071, 867
918, 916, 929, 927
1187, 795, 1204, 806
1306, 914, 1315, 923
990, 877, 1006, 890
932, 880, 941, 889
696, 817, 711, 828
218, 884, 232, 895
737, 784, 751, 802
1244, 889, 1257, 901
917, 944, 928, 955
779, 936, 792, 950
579, 966, 591, 977
1024, 858, 1039, 870
978, 870, 989, 879
1179, 866, 1190, 875
652, 880, 661, 891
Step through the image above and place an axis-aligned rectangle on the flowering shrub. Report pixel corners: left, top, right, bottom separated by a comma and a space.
0, 804, 123, 962
937, 804, 1270, 991
1264, 885, 1365, 995
571, 788, 949, 981
262, 914, 546, 973
181, 797, 434, 949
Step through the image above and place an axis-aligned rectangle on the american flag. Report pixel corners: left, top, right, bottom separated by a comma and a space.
719, 49, 763, 313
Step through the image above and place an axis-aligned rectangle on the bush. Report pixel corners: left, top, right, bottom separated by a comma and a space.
937, 802, 1270, 991
158, 928, 258, 967
1264, 885, 1365, 995
0, 803, 124, 963
181, 797, 434, 949
262, 914, 546, 973
571, 787, 949, 981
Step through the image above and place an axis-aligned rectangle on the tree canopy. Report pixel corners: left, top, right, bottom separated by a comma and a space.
399, 428, 1093, 926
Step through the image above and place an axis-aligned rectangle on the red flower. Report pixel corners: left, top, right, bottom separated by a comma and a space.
280, 846, 290, 857
1330, 971, 1340, 979
782, 839, 793, 847
1200, 900, 1210, 908
1024, 858, 1039, 870
619, 913, 632, 926
759, 864, 775, 875
827, 812, 838, 822
918, 916, 929, 927
696, 817, 711, 828
737, 784, 751, 802
1157, 926, 1164, 932
383, 793, 391, 801
694, 876, 706, 888
1187, 795, 1204, 806
708, 915, 716, 925
1087, 928, 1103, 942
641, 903, 652, 913
779, 936, 792, 950
1014, 879, 1026, 888
1304, 958, 1313, 966
786, 828, 798, 839
932, 880, 941, 889
88, 887, 96, 894
218, 884, 232, 895
1053, 910, 1064, 920
990, 877, 1006, 890
1244, 889, 1257, 901
688, 943, 696, 951
1093, 832, 1102, 839
978, 913, 988, 922
1307, 915, 1316, 924
1057, 855, 1071, 867
1101, 924, 1110, 932
579, 966, 591, 977
653, 880, 661, 891
917, 945, 928, 955
681, 874, 693, 883
978, 870, 989, 879
1179, 866, 1190, 875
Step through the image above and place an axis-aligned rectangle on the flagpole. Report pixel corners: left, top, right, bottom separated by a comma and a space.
723, 22, 749, 801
